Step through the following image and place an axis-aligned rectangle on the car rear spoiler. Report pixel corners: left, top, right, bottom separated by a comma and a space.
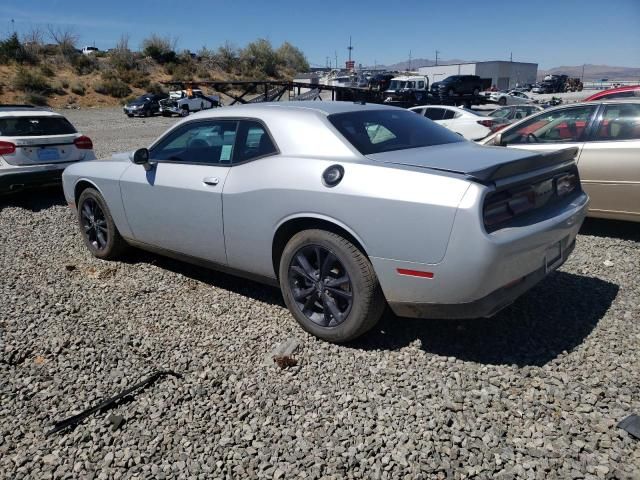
466, 147, 578, 183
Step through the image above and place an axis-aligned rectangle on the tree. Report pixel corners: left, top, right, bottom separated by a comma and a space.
47, 25, 78, 58
276, 42, 309, 72
240, 39, 277, 77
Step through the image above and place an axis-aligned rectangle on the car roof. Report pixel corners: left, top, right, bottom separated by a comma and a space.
194, 101, 405, 118
0, 106, 61, 117
584, 85, 640, 100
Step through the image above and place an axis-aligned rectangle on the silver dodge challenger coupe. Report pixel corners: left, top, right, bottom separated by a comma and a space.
62, 102, 588, 342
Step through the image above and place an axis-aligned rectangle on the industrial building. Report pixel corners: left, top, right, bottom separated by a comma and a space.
418, 61, 538, 90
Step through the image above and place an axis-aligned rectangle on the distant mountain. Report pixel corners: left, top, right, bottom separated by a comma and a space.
368, 59, 640, 82
539, 64, 640, 82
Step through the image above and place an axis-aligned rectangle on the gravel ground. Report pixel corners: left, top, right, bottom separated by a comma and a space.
1, 108, 639, 479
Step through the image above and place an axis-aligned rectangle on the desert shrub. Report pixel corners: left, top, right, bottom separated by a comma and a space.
50, 80, 67, 95
13, 67, 51, 93
240, 39, 278, 77
94, 78, 131, 97
147, 82, 165, 95
61, 79, 69, 89
117, 69, 149, 89
213, 42, 238, 72
23, 91, 48, 105
71, 53, 98, 75
109, 35, 137, 71
276, 42, 309, 73
169, 63, 194, 82
39, 64, 55, 77
71, 82, 85, 95
142, 34, 177, 64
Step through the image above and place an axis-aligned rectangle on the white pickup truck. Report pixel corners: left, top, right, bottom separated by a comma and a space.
159, 89, 220, 117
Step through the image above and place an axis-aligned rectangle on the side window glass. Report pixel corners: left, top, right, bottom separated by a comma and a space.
151, 120, 237, 164
235, 121, 277, 163
442, 110, 456, 120
418, 81, 424, 89
502, 106, 597, 145
594, 104, 640, 141
424, 108, 444, 121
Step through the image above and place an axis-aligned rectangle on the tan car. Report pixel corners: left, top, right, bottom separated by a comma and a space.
480, 100, 640, 222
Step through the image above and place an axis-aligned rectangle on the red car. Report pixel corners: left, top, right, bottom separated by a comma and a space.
584, 85, 640, 101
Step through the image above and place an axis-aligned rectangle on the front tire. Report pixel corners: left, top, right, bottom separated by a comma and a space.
279, 229, 385, 343
77, 188, 128, 260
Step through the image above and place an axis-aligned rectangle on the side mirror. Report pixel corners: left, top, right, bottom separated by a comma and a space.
494, 132, 505, 146
132, 148, 152, 171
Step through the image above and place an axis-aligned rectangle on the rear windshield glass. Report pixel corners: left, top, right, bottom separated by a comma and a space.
328, 109, 465, 155
0, 116, 77, 136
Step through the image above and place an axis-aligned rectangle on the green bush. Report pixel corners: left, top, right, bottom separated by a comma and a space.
71, 82, 85, 95
147, 82, 165, 95
94, 78, 131, 98
61, 79, 69, 89
13, 68, 51, 94
276, 42, 309, 72
240, 39, 278, 77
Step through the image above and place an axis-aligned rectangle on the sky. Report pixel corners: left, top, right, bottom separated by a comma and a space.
1, 0, 639, 69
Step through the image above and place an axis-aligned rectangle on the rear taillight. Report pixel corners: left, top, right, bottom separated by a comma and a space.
555, 173, 578, 196
73, 135, 93, 150
484, 188, 536, 227
0, 141, 16, 155
477, 119, 495, 128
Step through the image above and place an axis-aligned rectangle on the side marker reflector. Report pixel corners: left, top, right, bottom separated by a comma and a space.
397, 268, 434, 279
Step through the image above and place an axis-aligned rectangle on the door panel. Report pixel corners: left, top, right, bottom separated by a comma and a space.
578, 140, 640, 217
120, 162, 229, 263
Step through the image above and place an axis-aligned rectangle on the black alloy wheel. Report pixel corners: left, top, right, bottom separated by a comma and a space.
288, 244, 353, 327
80, 197, 108, 252
77, 188, 129, 260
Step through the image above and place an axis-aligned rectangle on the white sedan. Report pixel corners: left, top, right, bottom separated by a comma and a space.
484, 90, 534, 106
409, 105, 503, 140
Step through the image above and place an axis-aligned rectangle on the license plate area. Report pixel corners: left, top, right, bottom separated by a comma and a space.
37, 148, 60, 161
545, 241, 563, 273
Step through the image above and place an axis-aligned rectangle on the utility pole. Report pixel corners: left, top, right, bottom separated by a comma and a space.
408, 50, 412, 72
510, 52, 513, 62
335, 51, 338, 71
581, 63, 585, 82
347, 36, 353, 63
435, 50, 440, 66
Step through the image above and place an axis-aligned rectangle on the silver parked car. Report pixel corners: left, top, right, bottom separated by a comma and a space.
62, 102, 588, 342
1, 105, 96, 193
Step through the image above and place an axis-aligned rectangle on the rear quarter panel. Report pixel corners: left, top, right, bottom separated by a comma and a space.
222, 155, 471, 279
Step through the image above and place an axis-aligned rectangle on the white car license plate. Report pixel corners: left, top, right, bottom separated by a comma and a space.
545, 241, 563, 273
37, 148, 60, 161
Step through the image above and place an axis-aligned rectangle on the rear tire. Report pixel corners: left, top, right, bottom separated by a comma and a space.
77, 188, 129, 260
279, 229, 385, 343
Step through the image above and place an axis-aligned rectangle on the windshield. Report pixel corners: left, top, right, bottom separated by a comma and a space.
0, 116, 77, 136
131, 95, 150, 103
328, 109, 465, 155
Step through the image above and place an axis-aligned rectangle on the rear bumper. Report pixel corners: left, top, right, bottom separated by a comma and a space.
373, 187, 589, 319
0, 166, 66, 192
389, 239, 575, 319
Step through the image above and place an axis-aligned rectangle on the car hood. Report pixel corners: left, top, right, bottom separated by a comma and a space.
366, 142, 578, 182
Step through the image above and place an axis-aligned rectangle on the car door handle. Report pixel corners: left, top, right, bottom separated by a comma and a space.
203, 177, 219, 186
